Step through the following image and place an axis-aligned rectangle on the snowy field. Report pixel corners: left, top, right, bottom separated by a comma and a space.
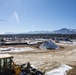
0, 40, 76, 75
9, 44, 76, 75
55, 41, 76, 46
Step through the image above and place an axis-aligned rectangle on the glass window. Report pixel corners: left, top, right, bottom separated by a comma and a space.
1, 59, 4, 69
0, 58, 11, 69
7, 58, 11, 69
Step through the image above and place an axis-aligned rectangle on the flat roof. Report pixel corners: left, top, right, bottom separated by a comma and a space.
0, 54, 13, 59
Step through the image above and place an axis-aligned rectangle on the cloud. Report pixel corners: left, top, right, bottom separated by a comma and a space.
0, 19, 6, 21
14, 11, 19, 23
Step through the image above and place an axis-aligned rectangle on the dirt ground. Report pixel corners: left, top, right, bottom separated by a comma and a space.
2, 45, 76, 71
1, 43, 76, 74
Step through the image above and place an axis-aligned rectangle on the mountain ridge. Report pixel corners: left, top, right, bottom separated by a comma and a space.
4, 28, 76, 34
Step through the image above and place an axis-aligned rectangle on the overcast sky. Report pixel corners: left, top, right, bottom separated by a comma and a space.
0, 0, 76, 33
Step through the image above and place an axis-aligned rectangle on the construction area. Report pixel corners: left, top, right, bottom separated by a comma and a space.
0, 39, 76, 75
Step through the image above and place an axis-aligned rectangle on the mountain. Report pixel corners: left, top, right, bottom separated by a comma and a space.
4, 28, 76, 34
26, 31, 51, 34
52, 28, 76, 34
27, 28, 76, 34
4, 32, 15, 34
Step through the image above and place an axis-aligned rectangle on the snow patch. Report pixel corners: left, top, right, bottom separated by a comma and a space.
46, 64, 72, 75
40, 40, 59, 50
0, 47, 34, 53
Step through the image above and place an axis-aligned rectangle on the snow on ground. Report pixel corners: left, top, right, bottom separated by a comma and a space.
10, 47, 34, 52
27, 41, 38, 44
46, 64, 72, 75
0, 47, 34, 53
55, 41, 76, 46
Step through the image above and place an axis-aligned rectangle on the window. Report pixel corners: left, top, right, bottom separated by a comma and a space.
1, 59, 4, 69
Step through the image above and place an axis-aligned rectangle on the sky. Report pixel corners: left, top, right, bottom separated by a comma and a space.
0, 0, 76, 33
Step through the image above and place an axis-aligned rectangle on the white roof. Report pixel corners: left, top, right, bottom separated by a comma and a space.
0, 54, 13, 59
